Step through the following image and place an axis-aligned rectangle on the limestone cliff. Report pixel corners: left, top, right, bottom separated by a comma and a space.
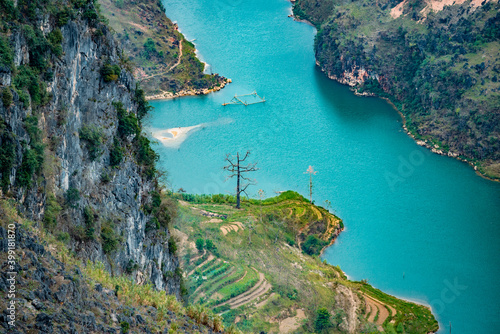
0, 0, 180, 296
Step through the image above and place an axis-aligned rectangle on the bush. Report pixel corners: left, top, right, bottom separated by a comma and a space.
195, 238, 204, 253
66, 187, 80, 207
143, 38, 157, 59
1, 88, 12, 107
83, 206, 96, 240
135, 135, 157, 178
79, 125, 104, 160
101, 171, 111, 183
13, 64, 48, 107
0, 0, 17, 21
145, 217, 160, 233
302, 235, 327, 256
109, 137, 124, 166
168, 236, 177, 254
133, 84, 152, 120
44, 194, 62, 230
101, 62, 121, 82
125, 259, 138, 274
56, 231, 70, 243
0, 119, 15, 192
120, 321, 130, 333
56, 7, 74, 27
0, 35, 13, 69
114, 101, 139, 138
15, 148, 38, 188
205, 239, 215, 251
101, 220, 120, 253
315, 307, 332, 332
48, 28, 63, 57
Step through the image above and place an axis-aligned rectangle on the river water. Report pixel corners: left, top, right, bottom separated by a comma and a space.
149, 0, 500, 332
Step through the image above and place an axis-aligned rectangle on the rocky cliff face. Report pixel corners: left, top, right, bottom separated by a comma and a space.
0, 2, 180, 296
0, 222, 211, 333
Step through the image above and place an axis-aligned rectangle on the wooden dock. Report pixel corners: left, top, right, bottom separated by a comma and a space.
222, 91, 266, 106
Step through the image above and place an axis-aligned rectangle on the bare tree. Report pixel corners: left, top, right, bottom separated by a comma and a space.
223, 151, 258, 209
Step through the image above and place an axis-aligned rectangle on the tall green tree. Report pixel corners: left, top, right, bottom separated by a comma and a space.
315, 307, 332, 332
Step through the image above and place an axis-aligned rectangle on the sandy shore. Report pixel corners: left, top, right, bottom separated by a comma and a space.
151, 117, 234, 149
152, 124, 204, 148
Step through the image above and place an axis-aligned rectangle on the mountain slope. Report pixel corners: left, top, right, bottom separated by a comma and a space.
173, 191, 439, 333
293, 0, 500, 179
0, 0, 180, 295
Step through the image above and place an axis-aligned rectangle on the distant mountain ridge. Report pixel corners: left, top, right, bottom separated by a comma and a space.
293, 0, 500, 179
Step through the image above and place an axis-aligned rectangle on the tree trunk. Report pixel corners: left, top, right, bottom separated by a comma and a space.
236, 152, 241, 209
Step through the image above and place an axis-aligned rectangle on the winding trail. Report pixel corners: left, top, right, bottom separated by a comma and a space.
363, 293, 397, 330
188, 253, 214, 276
141, 40, 183, 81
217, 271, 272, 309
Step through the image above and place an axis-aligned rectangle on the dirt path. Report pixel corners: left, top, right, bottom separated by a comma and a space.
217, 271, 265, 308
193, 266, 236, 303
255, 292, 275, 309
220, 222, 244, 235
229, 280, 272, 309
279, 309, 307, 334
189, 249, 206, 264
363, 294, 393, 329
188, 253, 214, 276
141, 40, 183, 80
216, 271, 272, 309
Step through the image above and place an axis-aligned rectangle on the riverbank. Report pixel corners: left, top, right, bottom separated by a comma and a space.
312, 37, 499, 182
146, 78, 232, 100
292, 0, 500, 182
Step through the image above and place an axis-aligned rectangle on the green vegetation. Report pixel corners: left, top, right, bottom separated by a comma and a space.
101, 62, 121, 82
79, 125, 104, 160
109, 137, 124, 166
315, 307, 332, 332
195, 238, 205, 252
0, 199, 225, 333
101, 220, 121, 253
43, 193, 62, 230
294, 0, 500, 179
1, 87, 12, 107
115, 101, 139, 138
66, 186, 80, 207
302, 234, 328, 256
174, 190, 437, 333
83, 206, 96, 240
0, 118, 15, 192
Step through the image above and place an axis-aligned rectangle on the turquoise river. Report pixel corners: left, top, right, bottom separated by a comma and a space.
149, 0, 500, 332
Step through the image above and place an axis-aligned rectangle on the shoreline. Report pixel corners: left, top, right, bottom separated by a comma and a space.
315, 59, 499, 183
146, 78, 231, 101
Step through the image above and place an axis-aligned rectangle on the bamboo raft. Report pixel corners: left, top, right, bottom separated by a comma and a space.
222, 91, 266, 106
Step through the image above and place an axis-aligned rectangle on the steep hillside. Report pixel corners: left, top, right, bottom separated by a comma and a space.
173, 191, 439, 333
0, 200, 223, 333
0, 0, 180, 297
97, 0, 230, 99
293, 0, 500, 179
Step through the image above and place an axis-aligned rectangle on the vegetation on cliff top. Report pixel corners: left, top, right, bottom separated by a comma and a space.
294, 0, 500, 179
173, 190, 438, 333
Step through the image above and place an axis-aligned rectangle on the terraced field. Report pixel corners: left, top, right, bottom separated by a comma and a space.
174, 191, 438, 333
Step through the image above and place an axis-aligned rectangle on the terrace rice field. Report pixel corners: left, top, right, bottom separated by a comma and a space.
172, 191, 438, 333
